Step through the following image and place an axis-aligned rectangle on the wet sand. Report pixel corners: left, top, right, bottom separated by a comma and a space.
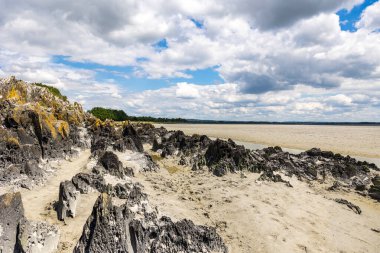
156, 124, 380, 159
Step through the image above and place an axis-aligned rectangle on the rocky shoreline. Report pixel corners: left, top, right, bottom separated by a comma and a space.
1, 77, 379, 252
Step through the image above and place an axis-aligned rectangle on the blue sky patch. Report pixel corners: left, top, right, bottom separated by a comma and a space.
52, 55, 223, 92
174, 67, 223, 85
152, 38, 168, 52
190, 18, 204, 29
337, 0, 379, 32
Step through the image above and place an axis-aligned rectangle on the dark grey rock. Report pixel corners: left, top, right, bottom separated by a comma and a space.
72, 172, 106, 194
17, 220, 60, 253
369, 175, 380, 201
98, 151, 125, 178
21, 160, 43, 179
57, 180, 80, 220
0, 192, 25, 253
74, 191, 228, 253
258, 170, 293, 187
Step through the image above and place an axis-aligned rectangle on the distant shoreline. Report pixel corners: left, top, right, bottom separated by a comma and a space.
156, 123, 380, 159
162, 120, 380, 126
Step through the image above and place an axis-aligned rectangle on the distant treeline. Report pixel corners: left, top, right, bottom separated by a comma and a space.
185, 119, 380, 126
89, 107, 187, 123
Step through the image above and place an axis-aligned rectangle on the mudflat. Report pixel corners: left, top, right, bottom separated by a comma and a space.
156, 124, 380, 158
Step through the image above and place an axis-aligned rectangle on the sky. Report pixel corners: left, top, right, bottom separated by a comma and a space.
0, 0, 379, 122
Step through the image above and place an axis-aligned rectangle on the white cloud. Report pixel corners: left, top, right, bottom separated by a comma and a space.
175, 82, 201, 99
0, 0, 379, 121
356, 1, 380, 31
326, 94, 353, 106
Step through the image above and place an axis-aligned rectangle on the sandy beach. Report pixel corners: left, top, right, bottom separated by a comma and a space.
156, 124, 380, 159
132, 147, 380, 253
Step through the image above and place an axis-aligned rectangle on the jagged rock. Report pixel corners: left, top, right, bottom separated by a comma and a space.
0, 192, 25, 253
91, 137, 108, 155
129, 217, 228, 253
72, 172, 106, 193
98, 151, 125, 178
74, 193, 135, 253
328, 181, 345, 191
335, 198, 362, 214
213, 166, 228, 177
351, 176, 367, 191
140, 153, 159, 172
369, 175, 380, 201
135, 123, 167, 144
258, 170, 293, 187
112, 183, 132, 199
0, 77, 90, 189
21, 160, 43, 179
121, 124, 144, 152
74, 191, 228, 253
17, 220, 60, 253
149, 125, 378, 194
57, 180, 80, 220
205, 139, 258, 174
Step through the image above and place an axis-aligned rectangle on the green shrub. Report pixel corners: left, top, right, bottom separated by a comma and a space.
89, 106, 187, 123
33, 83, 68, 101
89, 107, 128, 121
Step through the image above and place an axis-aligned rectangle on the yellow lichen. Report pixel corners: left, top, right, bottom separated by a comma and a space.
6, 137, 20, 147
56, 120, 70, 138
7, 86, 22, 102
41, 113, 58, 139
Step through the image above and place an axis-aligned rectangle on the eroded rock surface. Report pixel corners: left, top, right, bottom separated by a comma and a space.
151, 129, 379, 198
74, 191, 228, 253
0, 192, 24, 253
17, 220, 60, 253
57, 180, 80, 220
0, 192, 58, 253
0, 77, 89, 188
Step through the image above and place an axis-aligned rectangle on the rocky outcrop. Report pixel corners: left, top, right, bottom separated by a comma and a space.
0, 192, 58, 253
258, 170, 293, 187
90, 122, 144, 157
0, 192, 25, 253
0, 77, 89, 188
98, 151, 128, 178
135, 123, 168, 144
72, 172, 106, 193
57, 180, 80, 220
369, 175, 380, 201
205, 138, 258, 175
151, 129, 378, 194
74, 190, 228, 253
17, 221, 60, 253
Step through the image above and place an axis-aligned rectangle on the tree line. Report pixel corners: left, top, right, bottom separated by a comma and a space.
88, 107, 187, 123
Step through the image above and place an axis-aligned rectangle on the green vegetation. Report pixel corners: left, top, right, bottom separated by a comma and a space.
33, 83, 68, 101
89, 107, 128, 121
126, 115, 188, 123
89, 107, 187, 123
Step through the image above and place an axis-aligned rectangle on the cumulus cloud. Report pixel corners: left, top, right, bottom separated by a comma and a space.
223, 0, 362, 30
175, 82, 201, 99
0, 0, 379, 121
356, 1, 380, 31
122, 81, 380, 121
